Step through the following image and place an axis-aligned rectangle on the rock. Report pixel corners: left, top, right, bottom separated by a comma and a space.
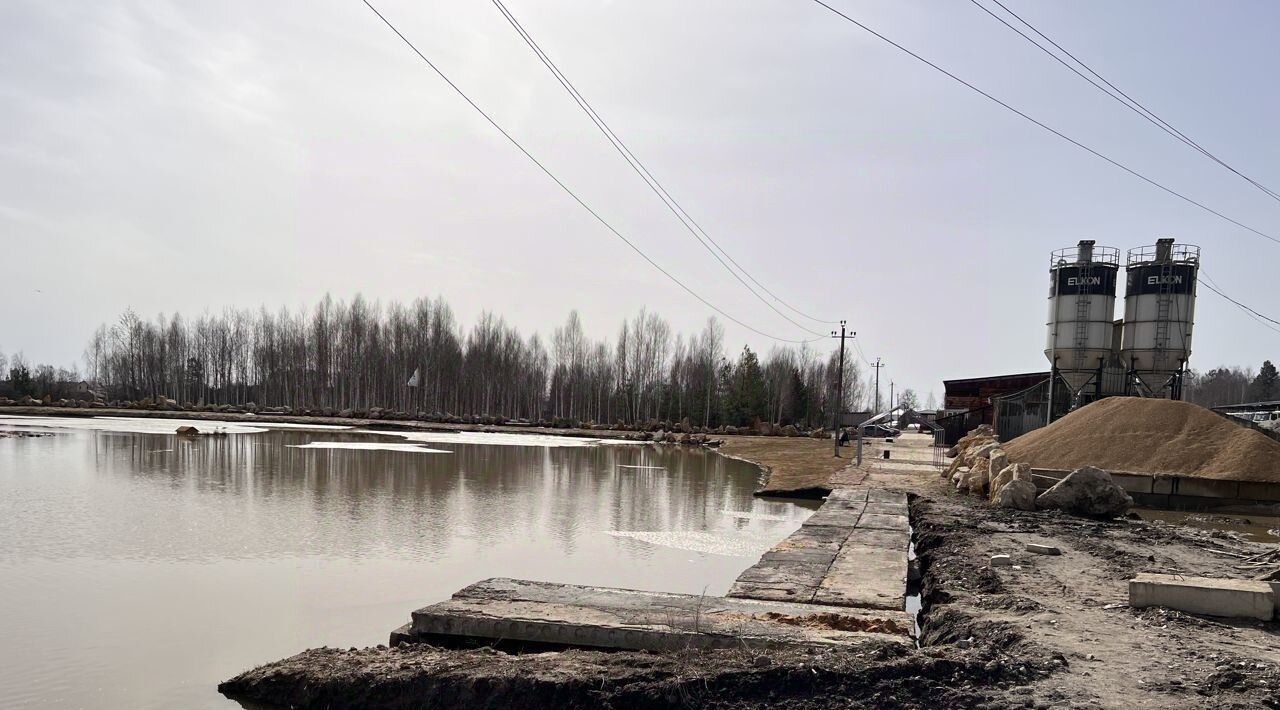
989, 462, 1030, 501
176, 425, 200, 436
1035, 466, 1133, 518
988, 449, 1009, 480
996, 479, 1037, 510
679, 417, 691, 434
967, 442, 999, 463
967, 458, 991, 496
810, 429, 826, 439
1026, 543, 1062, 555
780, 424, 799, 437
990, 554, 1013, 567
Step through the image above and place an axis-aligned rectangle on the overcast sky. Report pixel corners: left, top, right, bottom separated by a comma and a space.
2, 0, 1278, 399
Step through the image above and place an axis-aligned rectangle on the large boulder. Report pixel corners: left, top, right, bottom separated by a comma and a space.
965, 442, 1000, 465
780, 424, 799, 437
989, 462, 1031, 501
1035, 466, 1132, 518
996, 479, 1037, 511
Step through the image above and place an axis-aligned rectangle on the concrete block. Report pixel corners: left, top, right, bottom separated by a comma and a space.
1026, 544, 1061, 556
1238, 481, 1280, 503
1128, 573, 1274, 621
1170, 478, 1241, 499
866, 489, 908, 504
989, 555, 1012, 567
803, 506, 864, 529
1109, 473, 1155, 495
728, 581, 817, 604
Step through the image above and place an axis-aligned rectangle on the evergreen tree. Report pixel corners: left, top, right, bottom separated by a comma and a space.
1250, 360, 1279, 402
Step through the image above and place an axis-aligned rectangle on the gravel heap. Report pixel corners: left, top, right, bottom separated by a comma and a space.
1003, 397, 1280, 482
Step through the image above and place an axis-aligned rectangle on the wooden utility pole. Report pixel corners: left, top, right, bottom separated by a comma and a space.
871, 357, 886, 413
831, 321, 853, 457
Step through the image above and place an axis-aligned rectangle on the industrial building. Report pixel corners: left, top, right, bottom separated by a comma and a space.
940, 238, 1201, 443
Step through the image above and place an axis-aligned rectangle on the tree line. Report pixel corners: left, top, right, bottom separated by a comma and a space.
1184, 361, 1279, 408
3, 295, 871, 429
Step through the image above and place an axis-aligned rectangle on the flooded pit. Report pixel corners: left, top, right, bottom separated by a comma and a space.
0, 416, 813, 709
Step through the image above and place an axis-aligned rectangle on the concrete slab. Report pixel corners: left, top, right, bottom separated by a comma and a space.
813, 528, 908, 610
856, 513, 910, 533
410, 578, 910, 651
758, 548, 839, 566
727, 581, 817, 604
862, 501, 908, 516
772, 525, 853, 552
866, 490, 907, 504
734, 562, 829, 588
1129, 573, 1274, 621
802, 506, 864, 529
826, 488, 869, 503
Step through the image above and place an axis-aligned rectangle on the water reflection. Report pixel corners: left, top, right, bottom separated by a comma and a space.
0, 427, 811, 709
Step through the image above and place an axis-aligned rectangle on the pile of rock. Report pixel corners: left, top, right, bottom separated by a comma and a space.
943, 425, 1130, 518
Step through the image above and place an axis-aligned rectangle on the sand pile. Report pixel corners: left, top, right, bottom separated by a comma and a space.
1003, 397, 1280, 482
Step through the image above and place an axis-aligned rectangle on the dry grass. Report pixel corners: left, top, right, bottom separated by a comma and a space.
718, 435, 856, 496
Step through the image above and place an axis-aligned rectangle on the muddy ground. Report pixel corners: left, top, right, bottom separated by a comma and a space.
220, 492, 1280, 709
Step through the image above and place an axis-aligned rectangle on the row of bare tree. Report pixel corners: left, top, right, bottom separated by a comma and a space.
67, 296, 868, 428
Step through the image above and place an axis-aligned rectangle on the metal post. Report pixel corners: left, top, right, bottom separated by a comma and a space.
872, 357, 884, 413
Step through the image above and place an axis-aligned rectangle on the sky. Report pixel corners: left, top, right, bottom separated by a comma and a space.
1, 0, 1278, 402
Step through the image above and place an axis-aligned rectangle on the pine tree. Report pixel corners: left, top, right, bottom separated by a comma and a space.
1250, 360, 1279, 402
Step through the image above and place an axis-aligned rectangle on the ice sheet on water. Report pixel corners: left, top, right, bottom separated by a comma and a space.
604, 530, 783, 558
360, 429, 641, 448
0, 415, 271, 435
285, 442, 451, 453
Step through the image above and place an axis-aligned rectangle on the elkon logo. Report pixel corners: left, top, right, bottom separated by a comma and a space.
1147, 275, 1184, 285
1067, 276, 1101, 286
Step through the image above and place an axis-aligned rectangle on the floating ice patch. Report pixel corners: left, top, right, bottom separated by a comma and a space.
0, 416, 270, 435
617, 464, 667, 471
359, 430, 639, 448
720, 510, 794, 522
286, 442, 451, 453
604, 530, 783, 557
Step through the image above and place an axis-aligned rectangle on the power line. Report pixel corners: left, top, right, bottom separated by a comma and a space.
970, 0, 1280, 204
1198, 269, 1280, 334
488, 0, 833, 333
359, 0, 823, 344
808, 0, 1280, 246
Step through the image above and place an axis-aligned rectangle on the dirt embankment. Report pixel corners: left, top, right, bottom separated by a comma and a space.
221, 492, 1280, 709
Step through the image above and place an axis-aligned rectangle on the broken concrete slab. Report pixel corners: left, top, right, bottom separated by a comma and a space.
990, 555, 1013, 567
1129, 573, 1274, 621
1026, 544, 1061, 556
410, 578, 911, 652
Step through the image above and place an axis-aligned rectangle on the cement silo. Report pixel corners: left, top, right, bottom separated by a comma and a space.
1045, 240, 1120, 396
1122, 239, 1199, 397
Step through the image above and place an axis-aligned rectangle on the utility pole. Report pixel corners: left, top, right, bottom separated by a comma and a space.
831, 321, 853, 457
890, 380, 895, 410
871, 357, 886, 413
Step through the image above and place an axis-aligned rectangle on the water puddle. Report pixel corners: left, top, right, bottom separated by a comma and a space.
1134, 509, 1280, 543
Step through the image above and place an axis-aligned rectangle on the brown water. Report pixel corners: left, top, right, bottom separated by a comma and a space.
0, 417, 812, 709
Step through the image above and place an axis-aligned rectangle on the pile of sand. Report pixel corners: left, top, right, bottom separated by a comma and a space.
1003, 397, 1280, 482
